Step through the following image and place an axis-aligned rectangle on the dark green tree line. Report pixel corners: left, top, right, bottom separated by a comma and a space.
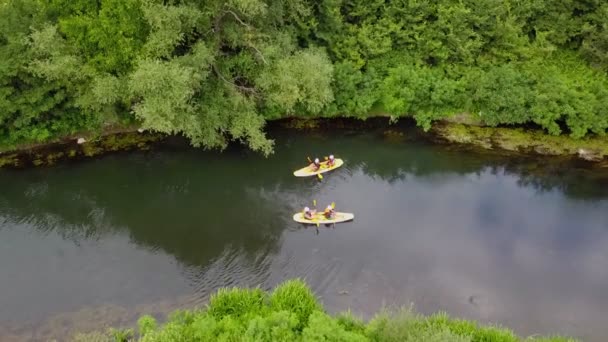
1, 0, 607, 154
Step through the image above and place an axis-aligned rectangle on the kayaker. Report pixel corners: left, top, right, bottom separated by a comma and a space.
310, 158, 321, 171
303, 206, 316, 220
323, 205, 335, 219
327, 155, 335, 167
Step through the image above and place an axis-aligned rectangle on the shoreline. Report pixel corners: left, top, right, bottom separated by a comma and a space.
0, 129, 164, 168
1, 117, 607, 169
71, 279, 574, 342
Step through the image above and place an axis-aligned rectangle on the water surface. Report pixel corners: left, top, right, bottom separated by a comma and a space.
1, 130, 607, 341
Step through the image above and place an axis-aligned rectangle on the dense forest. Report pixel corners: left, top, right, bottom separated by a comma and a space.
1, 0, 607, 155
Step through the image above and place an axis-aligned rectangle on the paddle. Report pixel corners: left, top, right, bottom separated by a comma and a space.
330, 202, 336, 228
302, 200, 317, 215
313, 199, 319, 227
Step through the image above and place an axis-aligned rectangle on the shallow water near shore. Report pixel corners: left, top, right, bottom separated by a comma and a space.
1, 129, 607, 341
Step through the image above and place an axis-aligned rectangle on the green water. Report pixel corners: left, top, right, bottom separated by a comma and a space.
1, 130, 607, 341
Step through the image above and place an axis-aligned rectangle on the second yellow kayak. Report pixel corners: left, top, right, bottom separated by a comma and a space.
292, 212, 354, 224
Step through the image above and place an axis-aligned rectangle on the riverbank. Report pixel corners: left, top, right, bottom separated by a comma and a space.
431, 123, 608, 163
72, 279, 573, 342
0, 129, 164, 168
273, 117, 608, 163
1, 117, 607, 169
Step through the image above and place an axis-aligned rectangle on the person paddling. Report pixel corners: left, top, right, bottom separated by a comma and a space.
323, 204, 336, 219
310, 157, 321, 171
327, 155, 336, 167
303, 206, 316, 220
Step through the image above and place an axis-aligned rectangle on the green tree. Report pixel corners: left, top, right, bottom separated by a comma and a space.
57, 0, 148, 74
1, 0, 608, 153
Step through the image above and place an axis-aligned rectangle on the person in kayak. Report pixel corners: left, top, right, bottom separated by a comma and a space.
310, 158, 321, 171
327, 155, 336, 167
323, 205, 336, 219
303, 206, 316, 220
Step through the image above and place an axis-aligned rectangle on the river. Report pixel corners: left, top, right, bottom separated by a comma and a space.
1, 129, 607, 341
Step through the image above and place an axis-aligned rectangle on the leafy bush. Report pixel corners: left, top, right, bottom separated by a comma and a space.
269, 279, 322, 330
302, 311, 367, 342
207, 286, 267, 318
75, 280, 574, 342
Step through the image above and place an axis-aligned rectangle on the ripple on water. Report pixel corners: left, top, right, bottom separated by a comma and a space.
185, 247, 275, 303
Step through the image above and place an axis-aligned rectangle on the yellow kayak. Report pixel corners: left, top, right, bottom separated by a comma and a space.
292, 212, 354, 224
293, 158, 344, 177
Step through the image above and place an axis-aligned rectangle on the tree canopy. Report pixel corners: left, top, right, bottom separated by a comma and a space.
1, 0, 607, 154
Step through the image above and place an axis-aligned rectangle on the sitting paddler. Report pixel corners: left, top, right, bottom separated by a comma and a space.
327, 155, 336, 167
303, 206, 317, 220
310, 157, 321, 171
323, 204, 336, 219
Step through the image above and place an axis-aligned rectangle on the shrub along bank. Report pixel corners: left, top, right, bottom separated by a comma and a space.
73, 279, 576, 342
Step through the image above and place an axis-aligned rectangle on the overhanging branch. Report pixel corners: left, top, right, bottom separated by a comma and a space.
222, 10, 252, 30
212, 64, 259, 96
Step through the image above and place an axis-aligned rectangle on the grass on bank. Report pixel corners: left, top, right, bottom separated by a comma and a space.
434, 123, 608, 160
72, 279, 576, 342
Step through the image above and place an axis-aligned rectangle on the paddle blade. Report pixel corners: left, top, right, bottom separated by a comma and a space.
316, 222, 320, 227
331, 202, 335, 209
318, 173, 323, 179
313, 199, 316, 207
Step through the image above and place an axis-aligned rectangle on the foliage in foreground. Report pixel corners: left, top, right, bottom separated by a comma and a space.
1, 0, 608, 154
72, 279, 575, 342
